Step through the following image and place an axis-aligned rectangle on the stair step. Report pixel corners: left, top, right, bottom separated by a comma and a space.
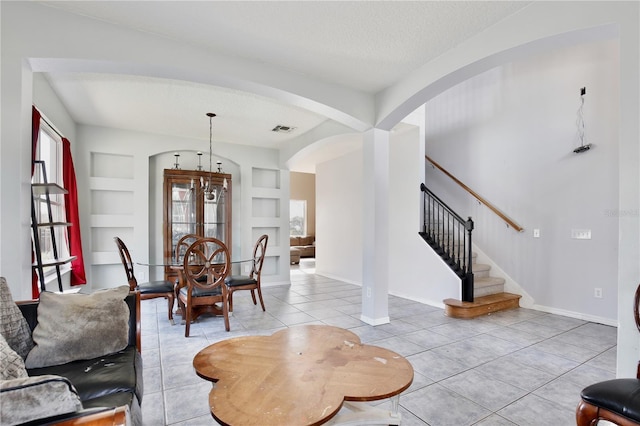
475, 276, 506, 287
474, 276, 506, 297
421, 230, 518, 313
473, 263, 491, 278
443, 292, 521, 319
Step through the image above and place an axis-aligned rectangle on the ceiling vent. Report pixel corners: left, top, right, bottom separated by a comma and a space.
272, 125, 296, 133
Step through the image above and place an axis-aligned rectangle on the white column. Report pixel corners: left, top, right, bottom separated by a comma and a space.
361, 128, 390, 325
616, 7, 640, 378
1, 58, 34, 300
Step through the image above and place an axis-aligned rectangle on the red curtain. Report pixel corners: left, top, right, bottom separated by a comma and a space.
31, 107, 41, 298
32, 107, 41, 175
62, 138, 87, 285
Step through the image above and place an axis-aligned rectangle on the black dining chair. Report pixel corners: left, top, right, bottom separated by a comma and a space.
114, 236, 176, 324
225, 234, 268, 312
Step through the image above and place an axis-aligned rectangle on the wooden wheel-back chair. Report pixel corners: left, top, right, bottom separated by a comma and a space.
177, 237, 231, 337
175, 234, 202, 265
173, 234, 202, 308
576, 282, 640, 425
225, 234, 268, 312
114, 236, 175, 324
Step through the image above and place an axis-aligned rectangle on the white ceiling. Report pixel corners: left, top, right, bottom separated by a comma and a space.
37, 1, 530, 170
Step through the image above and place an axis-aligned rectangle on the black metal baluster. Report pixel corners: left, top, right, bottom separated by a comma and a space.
419, 184, 475, 300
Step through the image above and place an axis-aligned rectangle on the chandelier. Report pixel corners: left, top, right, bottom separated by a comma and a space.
191, 112, 228, 202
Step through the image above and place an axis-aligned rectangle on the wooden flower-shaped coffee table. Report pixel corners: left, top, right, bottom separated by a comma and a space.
193, 325, 414, 425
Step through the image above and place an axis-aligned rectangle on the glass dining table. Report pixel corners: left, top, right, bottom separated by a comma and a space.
137, 258, 251, 271
136, 258, 252, 318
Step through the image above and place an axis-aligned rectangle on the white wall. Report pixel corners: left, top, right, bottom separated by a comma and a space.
72, 124, 291, 290
389, 125, 461, 306
316, 148, 363, 285
425, 38, 620, 324
75, 125, 151, 290
316, 125, 461, 306
33, 75, 76, 144
374, 1, 638, 377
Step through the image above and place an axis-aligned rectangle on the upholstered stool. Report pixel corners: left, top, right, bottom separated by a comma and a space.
576, 282, 640, 426
290, 248, 301, 264
577, 378, 640, 425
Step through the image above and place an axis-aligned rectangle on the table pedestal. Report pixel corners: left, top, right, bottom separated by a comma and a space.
325, 397, 402, 425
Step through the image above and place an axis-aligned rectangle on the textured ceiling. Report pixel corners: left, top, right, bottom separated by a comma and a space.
45, 73, 329, 148
42, 1, 527, 93
36, 1, 530, 168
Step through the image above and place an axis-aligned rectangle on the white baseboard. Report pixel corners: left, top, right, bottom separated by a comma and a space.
532, 304, 618, 327
388, 290, 445, 310
315, 271, 362, 287
262, 281, 292, 288
360, 315, 390, 326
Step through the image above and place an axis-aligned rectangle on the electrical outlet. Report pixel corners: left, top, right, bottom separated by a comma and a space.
594, 288, 603, 298
366, 287, 372, 298
571, 229, 592, 240
533, 229, 540, 238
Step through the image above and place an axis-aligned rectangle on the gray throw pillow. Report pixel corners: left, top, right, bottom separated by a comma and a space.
0, 277, 34, 360
0, 334, 28, 380
25, 286, 130, 369
0, 374, 82, 425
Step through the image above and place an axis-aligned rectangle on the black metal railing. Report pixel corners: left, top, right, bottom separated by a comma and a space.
420, 183, 474, 302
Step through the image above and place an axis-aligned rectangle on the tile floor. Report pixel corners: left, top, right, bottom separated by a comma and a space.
140, 259, 617, 425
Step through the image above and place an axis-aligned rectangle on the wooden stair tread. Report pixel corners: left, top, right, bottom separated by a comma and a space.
443, 292, 521, 319
444, 292, 520, 307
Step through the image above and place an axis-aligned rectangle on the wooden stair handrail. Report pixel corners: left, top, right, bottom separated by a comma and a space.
426, 155, 524, 233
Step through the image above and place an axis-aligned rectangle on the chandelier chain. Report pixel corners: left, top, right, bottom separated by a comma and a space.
209, 114, 213, 180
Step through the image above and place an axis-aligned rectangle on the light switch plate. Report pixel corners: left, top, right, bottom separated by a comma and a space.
533, 229, 540, 238
571, 229, 592, 239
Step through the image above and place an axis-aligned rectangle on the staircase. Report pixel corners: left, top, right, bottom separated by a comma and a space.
420, 183, 521, 319
443, 251, 521, 319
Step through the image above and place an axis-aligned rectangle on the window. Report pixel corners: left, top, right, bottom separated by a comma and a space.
289, 200, 306, 236
32, 123, 70, 276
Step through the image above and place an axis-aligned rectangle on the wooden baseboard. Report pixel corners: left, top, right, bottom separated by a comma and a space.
444, 292, 521, 319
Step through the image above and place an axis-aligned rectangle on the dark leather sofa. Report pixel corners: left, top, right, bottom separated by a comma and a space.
16, 292, 142, 426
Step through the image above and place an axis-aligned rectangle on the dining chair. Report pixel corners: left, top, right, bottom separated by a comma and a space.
177, 237, 232, 336
576, 282, 640, 425
175, 234, 202, 264
173, 233, 202, 310
114, 236, 176, 324
225, 234, 268, 312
